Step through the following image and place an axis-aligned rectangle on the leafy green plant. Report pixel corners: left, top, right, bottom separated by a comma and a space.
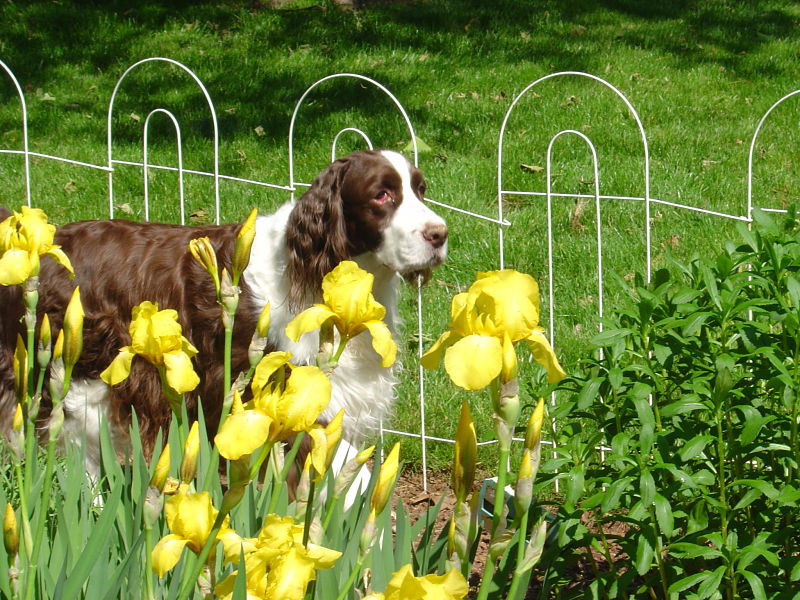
541, 208, 800, 599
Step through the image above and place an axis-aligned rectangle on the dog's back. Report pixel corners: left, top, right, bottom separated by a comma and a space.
0, 212, 257, 450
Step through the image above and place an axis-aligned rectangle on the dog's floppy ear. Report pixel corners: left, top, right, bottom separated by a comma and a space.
285, 157, 351, 309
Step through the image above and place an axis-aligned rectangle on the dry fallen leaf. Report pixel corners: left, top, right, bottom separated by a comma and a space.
64, 179, 77, 194
189, 208, 211, 225
254, 125, 266, 137
520, 163, 544, 174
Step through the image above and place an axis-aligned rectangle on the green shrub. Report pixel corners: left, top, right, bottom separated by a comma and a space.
541, 208, 800, 599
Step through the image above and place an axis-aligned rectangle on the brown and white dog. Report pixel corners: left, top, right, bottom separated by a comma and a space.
0, 150, 448, 474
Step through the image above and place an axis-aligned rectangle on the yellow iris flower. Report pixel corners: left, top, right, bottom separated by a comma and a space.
151, 485, 240, 577
365, 565, 469, 600
0, 206, 73, 285
214, 352, 331, 461
100, 301, 200, 395
421, 269, 566, 390
214, 514, 341, 600
285, 260, 397, 368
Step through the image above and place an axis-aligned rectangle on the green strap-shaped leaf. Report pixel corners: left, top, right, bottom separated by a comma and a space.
59, 484, 123, 599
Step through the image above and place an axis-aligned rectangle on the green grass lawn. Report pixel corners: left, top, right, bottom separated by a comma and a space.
2, 0, 800, 470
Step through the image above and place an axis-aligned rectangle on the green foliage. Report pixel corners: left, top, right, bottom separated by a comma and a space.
541, 209, 800, 599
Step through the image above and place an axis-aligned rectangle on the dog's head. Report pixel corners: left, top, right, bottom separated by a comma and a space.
286, 149, 448, 306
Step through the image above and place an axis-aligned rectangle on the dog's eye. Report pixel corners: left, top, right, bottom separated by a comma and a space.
418, 184, 427, 197
373, 191, 391, 204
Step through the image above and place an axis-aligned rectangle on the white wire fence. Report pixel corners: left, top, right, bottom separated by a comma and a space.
0, 57, 795, 490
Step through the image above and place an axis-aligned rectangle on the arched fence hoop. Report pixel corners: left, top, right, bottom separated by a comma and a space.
497, 71, 652, 281
331, 127, 374, 162
143, 108, 185, 224
287, 72, 419, 200
0, 58, 31, 207
747, 89, 800, 221
107, 57, 221, 223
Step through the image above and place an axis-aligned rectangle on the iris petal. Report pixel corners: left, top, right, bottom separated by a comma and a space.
444, 335, 503, 391
163, 351, 200, 394
420, 330, 460, 370
99, 348, 135, 386
285, 305, 337, 342
363, 320, 397, 367
527, 330, 566, 383
151, 534, 189, 577
215, 411, 272, 460
0, 249, 35, 285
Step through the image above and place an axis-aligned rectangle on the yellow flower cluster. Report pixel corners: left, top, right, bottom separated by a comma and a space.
0, 206, 73, 285
151, 484, 235, 577
214, 351, 332, 467
214, 514, 341, 600
286, 260, 397, 368
364, 564, 468, 600
421, 269, 565, 390
100, 301, 200, 395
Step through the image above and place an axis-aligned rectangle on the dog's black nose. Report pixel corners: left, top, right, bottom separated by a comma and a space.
423, 223, 448, 249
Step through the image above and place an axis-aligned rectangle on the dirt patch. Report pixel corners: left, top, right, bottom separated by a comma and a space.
394, 470, 630, 598
394, 469, 502, 596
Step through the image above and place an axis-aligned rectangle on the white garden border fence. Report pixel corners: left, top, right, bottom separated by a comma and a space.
0, 57, 793, 491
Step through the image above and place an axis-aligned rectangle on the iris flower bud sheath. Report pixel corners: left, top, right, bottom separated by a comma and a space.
514, 449, 534, 517
3, 503, 18, 562
231, 208, 257, 286
12, 404, 22, 432
370, 443, 400, 517
248, 301, 271, 367
37, 313, 51, 369
219, 268, 238, 323
62, 286, 84, 372
452, 400, 477, 505
188, 237, 220, 298
150, 443, 171, 493
332, 445, 375, 499
180, 422, 200, 484
221, 457, 250, 514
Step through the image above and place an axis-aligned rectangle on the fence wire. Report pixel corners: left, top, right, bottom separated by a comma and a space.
1, 57, 795, 492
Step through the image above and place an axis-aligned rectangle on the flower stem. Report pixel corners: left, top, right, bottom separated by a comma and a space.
334, 555, 366, 600
219, 323, 234, 428
506, 507, 530, 599
267, 434, 305, 514
23, 439, 57, 600
176, 511, 229, 600
302, 480, 316, 547
143, 527, 155, 600
475, 556, 498, 600
12, 463, 32, 560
